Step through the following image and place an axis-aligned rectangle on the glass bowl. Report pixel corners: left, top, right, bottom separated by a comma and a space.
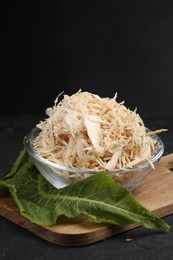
24, 127, 164, 190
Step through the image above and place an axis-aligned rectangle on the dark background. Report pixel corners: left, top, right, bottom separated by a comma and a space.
1, 2, 173, 119
1, 3, 173, 259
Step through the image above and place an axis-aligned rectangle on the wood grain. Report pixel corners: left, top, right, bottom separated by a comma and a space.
1, 154, 173, 246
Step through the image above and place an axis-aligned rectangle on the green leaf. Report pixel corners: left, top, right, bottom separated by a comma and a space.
0, 148, 170, 232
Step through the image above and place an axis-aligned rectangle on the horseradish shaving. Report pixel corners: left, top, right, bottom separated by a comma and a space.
33, 90, 166, 171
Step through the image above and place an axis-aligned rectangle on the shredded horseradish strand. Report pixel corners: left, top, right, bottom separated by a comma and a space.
33, 90, 167, 171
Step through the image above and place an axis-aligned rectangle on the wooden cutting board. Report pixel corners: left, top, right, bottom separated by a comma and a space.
0, 153, 173, 246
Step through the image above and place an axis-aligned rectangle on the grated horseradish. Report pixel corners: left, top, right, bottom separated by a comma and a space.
33, 90, 167, 171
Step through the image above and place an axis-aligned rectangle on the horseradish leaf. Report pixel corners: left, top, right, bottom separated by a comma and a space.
0, 148, 170, 232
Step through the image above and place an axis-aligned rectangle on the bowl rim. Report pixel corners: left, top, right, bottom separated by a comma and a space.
24, 127, 164, 175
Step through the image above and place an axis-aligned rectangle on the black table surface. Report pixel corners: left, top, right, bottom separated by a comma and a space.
0, 115, 173, 260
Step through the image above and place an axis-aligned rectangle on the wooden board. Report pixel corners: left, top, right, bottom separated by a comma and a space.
1, 153, 173, 246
